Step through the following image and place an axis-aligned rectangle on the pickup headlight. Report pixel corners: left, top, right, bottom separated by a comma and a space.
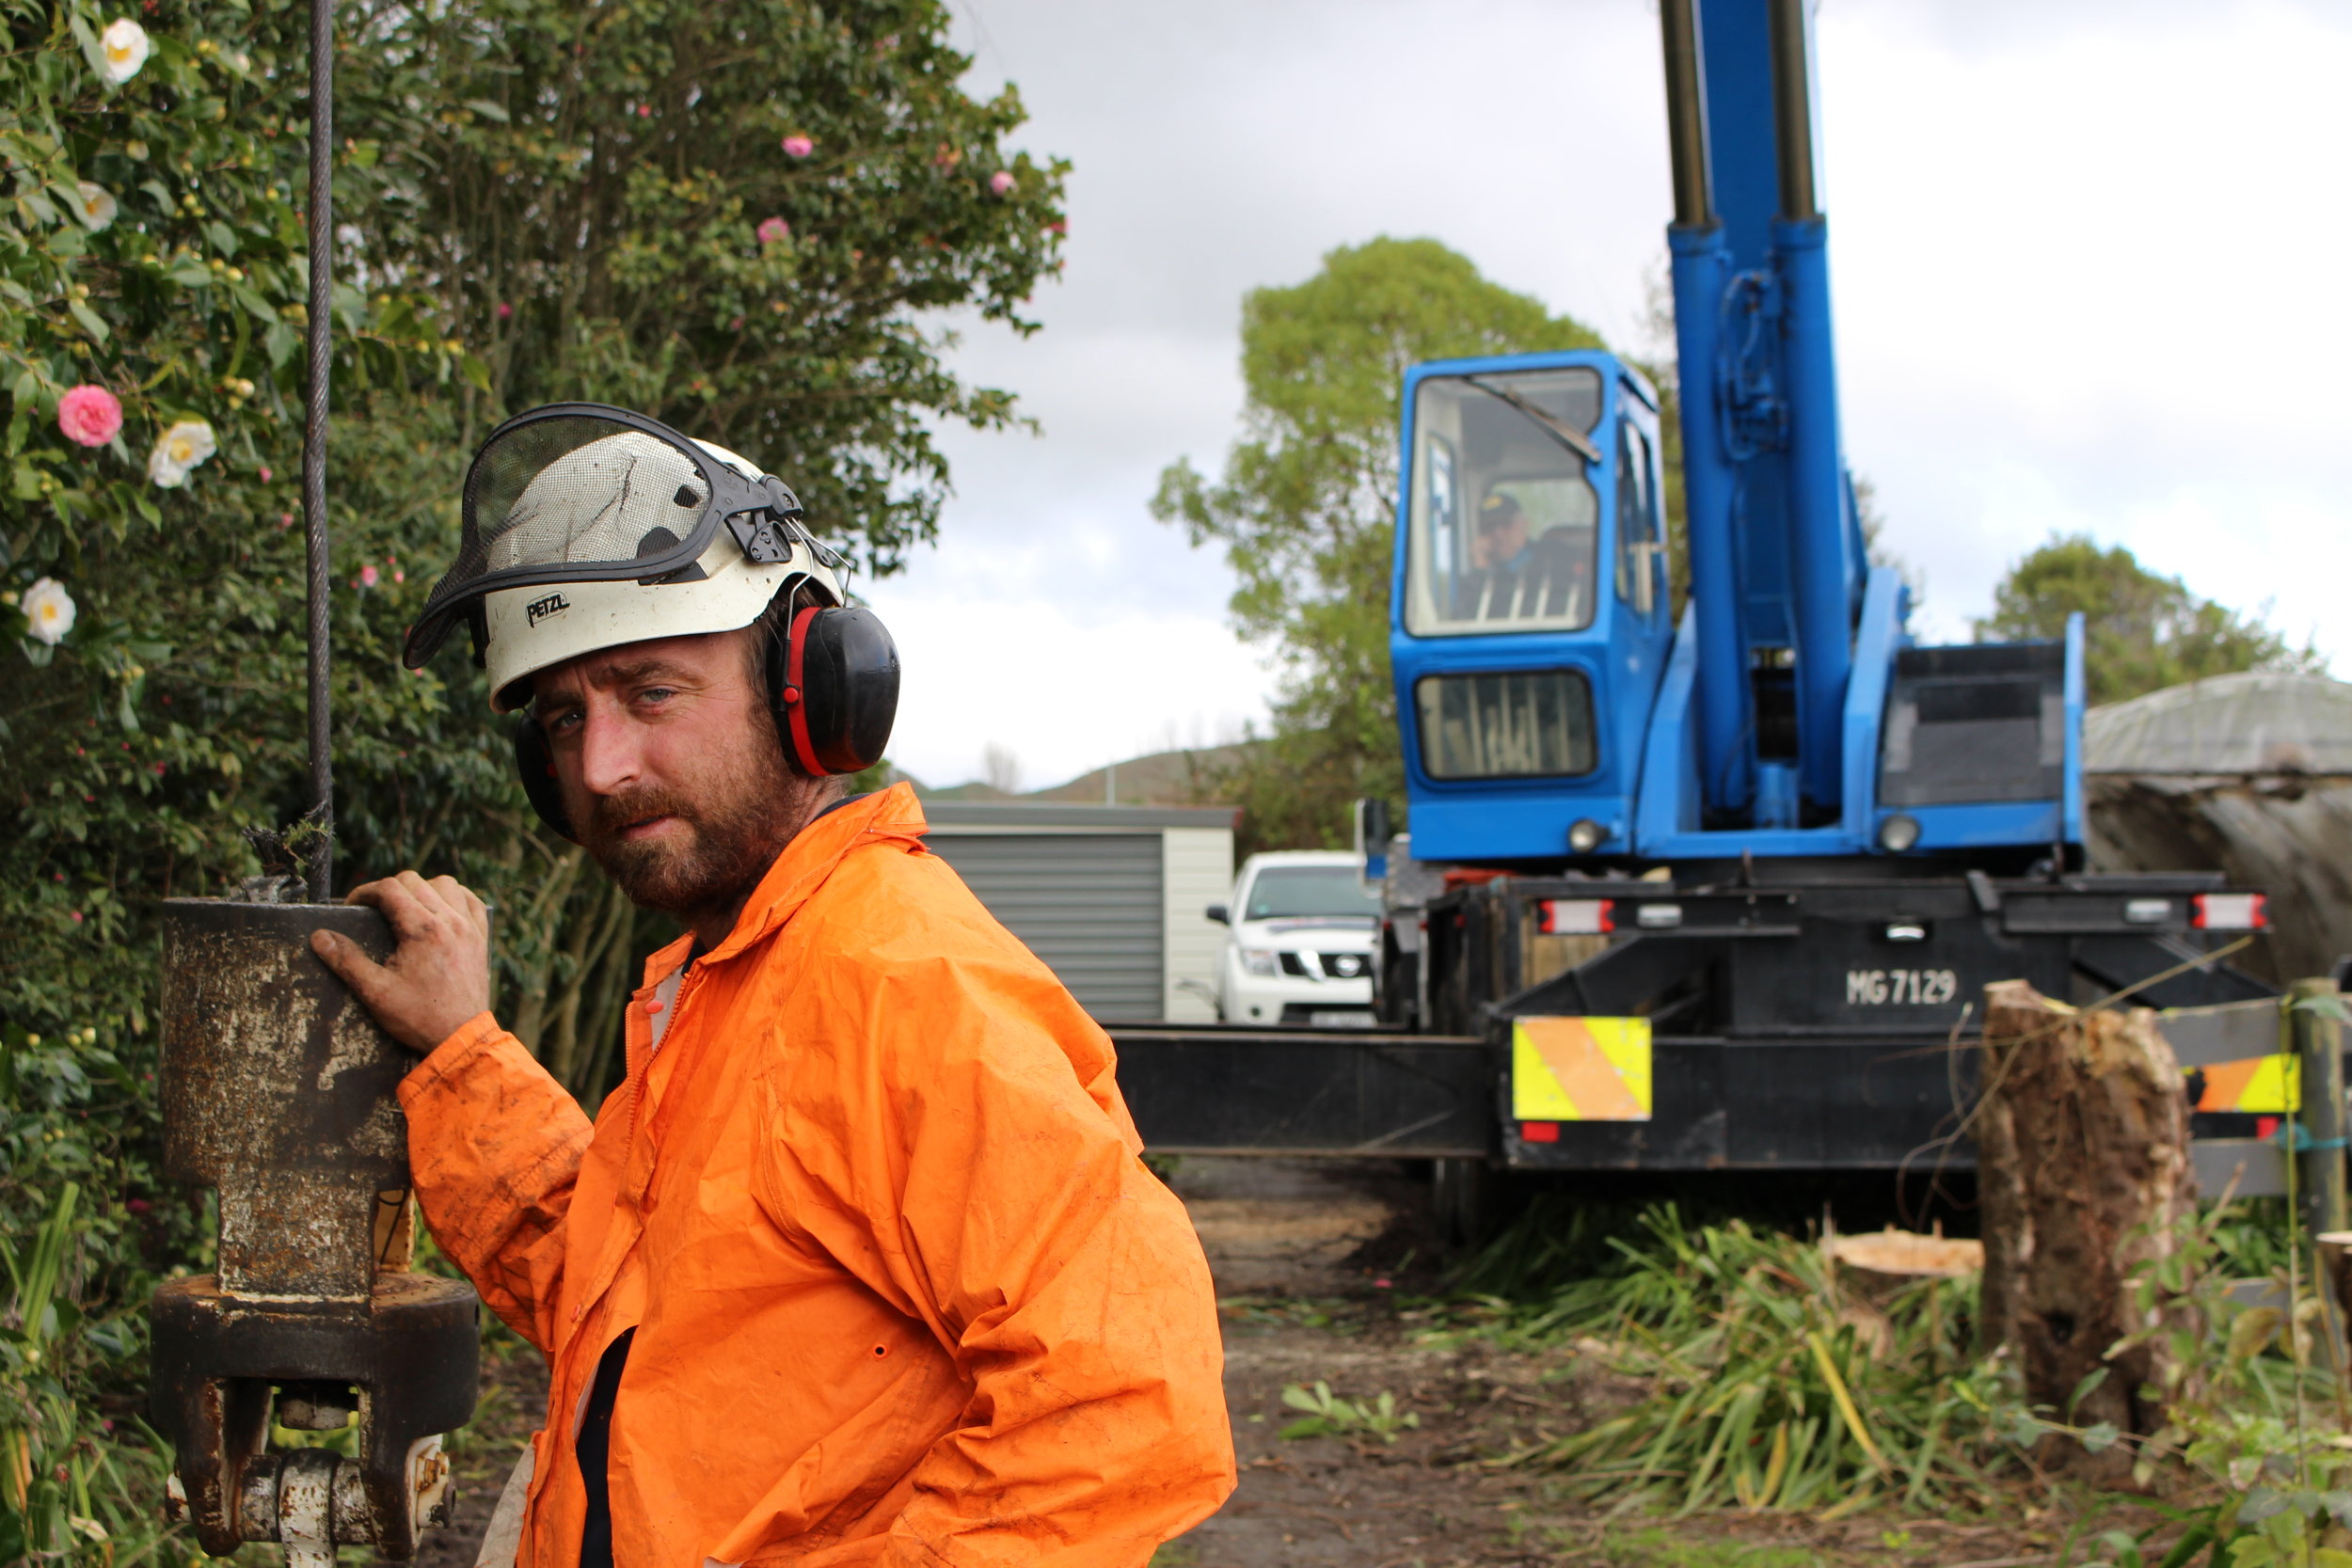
1241, 948, 1278, 976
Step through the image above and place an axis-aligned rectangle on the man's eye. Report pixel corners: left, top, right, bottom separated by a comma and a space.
545, 708, 582, 735
637, 687, 676, 705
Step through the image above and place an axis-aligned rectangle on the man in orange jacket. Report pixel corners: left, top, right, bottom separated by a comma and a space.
310, 405, 1235, 1568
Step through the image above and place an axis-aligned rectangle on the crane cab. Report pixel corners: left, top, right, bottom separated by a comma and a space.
1391, 351, 1672, 864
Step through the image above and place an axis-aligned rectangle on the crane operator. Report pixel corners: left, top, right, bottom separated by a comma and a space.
307, 404, 1236, 1568
1459, 491, 1587, 622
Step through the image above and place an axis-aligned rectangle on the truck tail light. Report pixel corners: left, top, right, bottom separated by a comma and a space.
1539, 898, 1613, 936
2192, 893, 2266, 931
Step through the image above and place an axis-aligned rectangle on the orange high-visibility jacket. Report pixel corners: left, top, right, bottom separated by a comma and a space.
399, 784, 1235, 1568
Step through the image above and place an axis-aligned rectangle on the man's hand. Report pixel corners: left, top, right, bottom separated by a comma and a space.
310, 872, 492, 1054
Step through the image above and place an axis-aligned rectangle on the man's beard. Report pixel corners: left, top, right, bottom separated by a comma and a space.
578, 747, 793, 925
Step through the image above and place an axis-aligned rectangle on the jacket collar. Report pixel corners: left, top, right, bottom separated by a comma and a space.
702, 782, 929, 968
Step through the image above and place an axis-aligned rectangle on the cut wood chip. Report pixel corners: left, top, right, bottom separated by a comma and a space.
1824, 1227, 1985, 1279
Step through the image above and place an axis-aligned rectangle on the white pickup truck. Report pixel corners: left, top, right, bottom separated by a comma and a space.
1206, 850, 1381, 1025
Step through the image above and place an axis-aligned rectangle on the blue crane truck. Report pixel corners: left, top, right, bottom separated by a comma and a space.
1108, 0, 2274, 1218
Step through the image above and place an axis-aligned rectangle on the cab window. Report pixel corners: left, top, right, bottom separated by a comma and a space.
1405, 369, 1603, 637
1614, 420, 1663, 616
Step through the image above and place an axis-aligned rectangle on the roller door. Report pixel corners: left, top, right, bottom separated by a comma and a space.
926, 833, 1165, 1020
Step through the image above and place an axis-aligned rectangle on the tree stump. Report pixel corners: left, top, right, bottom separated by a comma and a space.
1977, 979, 2197, 1442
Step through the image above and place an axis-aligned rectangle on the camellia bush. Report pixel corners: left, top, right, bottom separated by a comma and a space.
0, 0, 1063, 1557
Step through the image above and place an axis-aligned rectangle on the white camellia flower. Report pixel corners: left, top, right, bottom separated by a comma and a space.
23, 578, 77, 645
147, 420, 217, 488
98, 19, 151, 86
72, 182, 117, 232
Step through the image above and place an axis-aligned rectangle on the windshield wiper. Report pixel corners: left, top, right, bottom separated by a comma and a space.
1464, 376, 1602, 466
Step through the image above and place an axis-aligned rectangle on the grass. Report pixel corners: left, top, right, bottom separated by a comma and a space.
1582, 1527, 1827, 1567
1488, 1207, 2025, 1517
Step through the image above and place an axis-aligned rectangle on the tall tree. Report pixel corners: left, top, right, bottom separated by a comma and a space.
1152, 237, 1601, 852
345, 0, 1065, 576
1976, 534, 2323, 705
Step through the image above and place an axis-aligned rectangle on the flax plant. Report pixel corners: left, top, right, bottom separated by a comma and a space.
1499, 1208, 2033, 1516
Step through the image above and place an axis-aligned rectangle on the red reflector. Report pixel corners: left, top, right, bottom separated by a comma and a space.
1520, 1120, 1560, 1143
2192, 893, 2267, 931
1538, 898, 1613, 936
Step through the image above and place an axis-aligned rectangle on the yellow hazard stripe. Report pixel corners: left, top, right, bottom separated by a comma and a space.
1512, 1017, 1652, 1122
2192, 1053, 2300, 1114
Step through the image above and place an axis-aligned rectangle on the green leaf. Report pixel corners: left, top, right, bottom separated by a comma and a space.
1277, 1418, 1328, 1441
68, 14, 105, 81
2081, 1420, 2120, 1454
464, 98, 510, 122
1279, 1383, 1326, 1415
203, 221, 238, 260
67, 301, 110, 344
2228, 1307, 2283, 1360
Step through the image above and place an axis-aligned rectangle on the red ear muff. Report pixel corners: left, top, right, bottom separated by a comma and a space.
781, 605, 825, 776
512, 717, 580, 841
769, 605, 900, 778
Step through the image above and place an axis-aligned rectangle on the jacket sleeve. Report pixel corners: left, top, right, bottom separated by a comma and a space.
753, 908, 1236, 1568
398, 1011, 595, 1352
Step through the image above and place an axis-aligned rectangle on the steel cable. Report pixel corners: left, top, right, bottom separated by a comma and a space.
302, 0, 334, 898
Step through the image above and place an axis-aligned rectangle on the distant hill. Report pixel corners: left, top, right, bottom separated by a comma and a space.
902, 743, 1256, 808
1030, 744, 1251, 806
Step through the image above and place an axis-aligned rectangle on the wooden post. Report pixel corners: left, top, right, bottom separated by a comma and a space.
2293, 977, 2346, 1241
1977, 980, 2198, 1441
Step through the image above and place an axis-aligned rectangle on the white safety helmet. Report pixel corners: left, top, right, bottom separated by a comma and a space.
404, 404, 845, 712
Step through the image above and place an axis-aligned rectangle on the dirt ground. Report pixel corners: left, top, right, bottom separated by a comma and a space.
413, 1158, 2102, 1568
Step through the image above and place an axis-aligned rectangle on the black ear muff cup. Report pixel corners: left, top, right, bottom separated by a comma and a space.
513, 717, 580, 842
772, 606, 900, 778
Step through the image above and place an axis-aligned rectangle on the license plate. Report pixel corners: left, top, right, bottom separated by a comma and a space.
1844, 968, 1958, 1006
1309, 1010, 1374, 1028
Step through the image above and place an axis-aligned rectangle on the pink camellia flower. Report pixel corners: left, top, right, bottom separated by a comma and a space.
990, 170, 1014, 196
756, 215, 790, 245
359, 563, 380, 588
127, 1198, 151, 1214
781, 135, 814, 158
69, 911, 84, 924
637, 103, 652, 119
57, 385, 123, 447
258, 465, 273, 483
496, 301, 513, 320
277, 513, 294, 530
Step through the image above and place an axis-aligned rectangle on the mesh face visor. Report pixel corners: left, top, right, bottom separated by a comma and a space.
404, 404, 804, 669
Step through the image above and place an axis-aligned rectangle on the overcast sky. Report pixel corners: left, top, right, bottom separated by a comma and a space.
856, 0, 2352, 793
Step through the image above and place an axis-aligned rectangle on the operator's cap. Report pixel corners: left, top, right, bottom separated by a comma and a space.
403, 404, 843, 711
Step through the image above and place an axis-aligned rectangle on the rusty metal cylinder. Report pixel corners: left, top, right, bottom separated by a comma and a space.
161, 901, 415, 1297
151, 899, 478, 1560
